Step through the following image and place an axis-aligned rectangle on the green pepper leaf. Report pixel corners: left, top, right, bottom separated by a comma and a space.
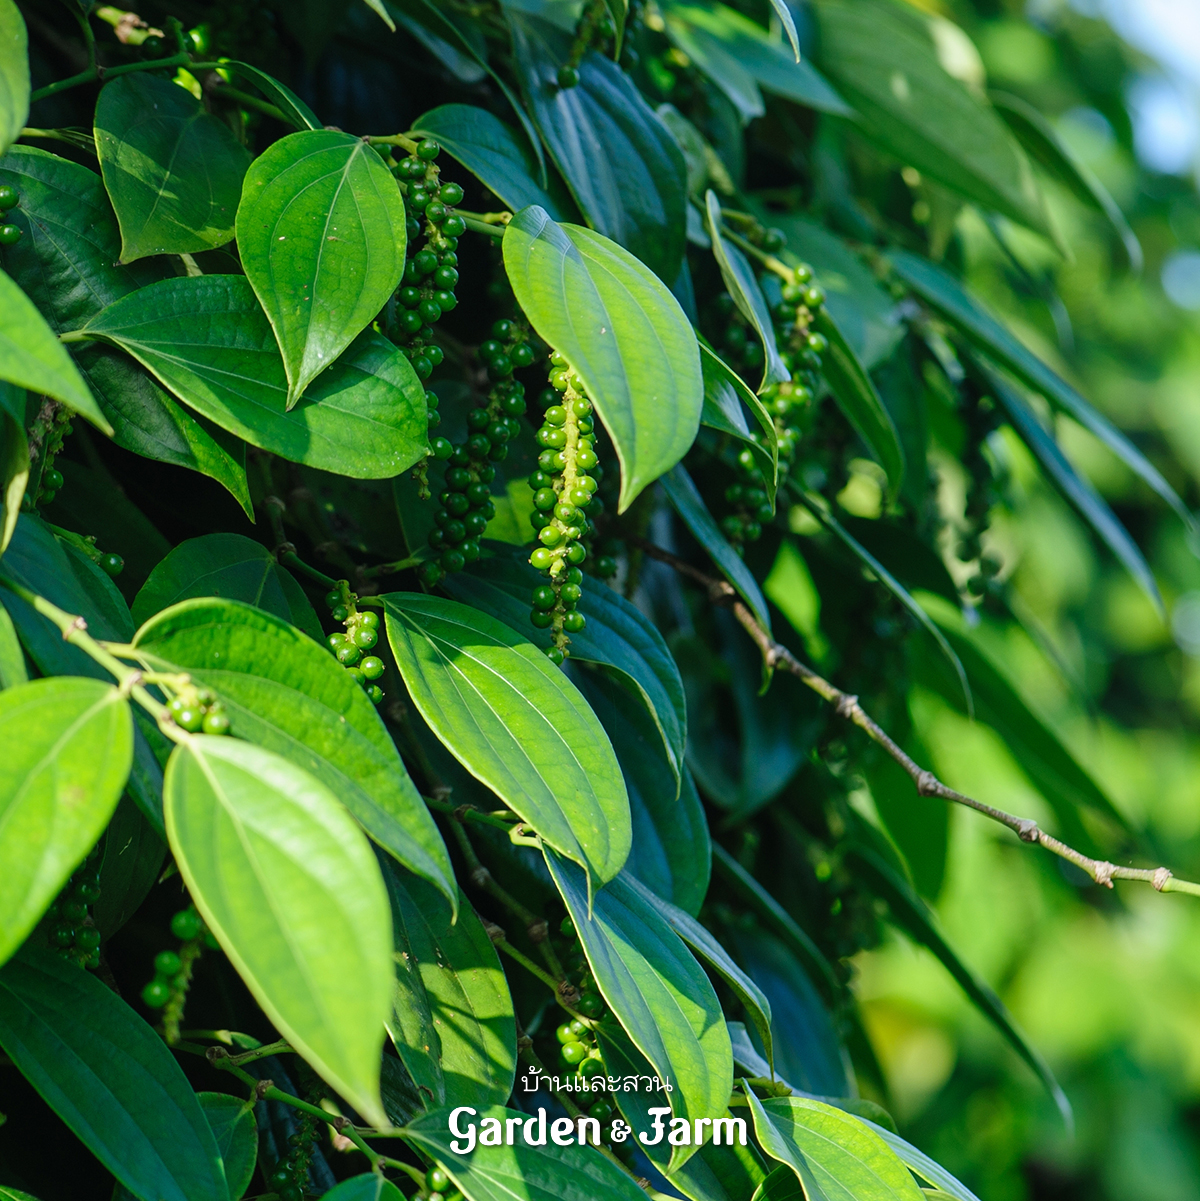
0, 947, 228, 1201
402, 1103, 649, 1201
0, 0, 29, 159
504, 207, 702, 511
381, 856, 517, 1110
547, 853, 733, 1172
384, 592, 630, 890
236, 130, 407, 406
95, 73, 251, 262
0, 677, 131, 967
322, 1175, 406, 1201
81, 274, 428, 478
164, 735, 393, 1128
197, 1092, 258, 1201
134, 597, 455, 906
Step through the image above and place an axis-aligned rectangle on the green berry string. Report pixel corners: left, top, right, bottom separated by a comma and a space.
389, 137, 465, 383
556, 0, 618, 88
25, 402, 73, 509
0, 181, 22, 246
420, 320, 536, 587
527, 356, 602, 662
323, 581, 385, 705
142, 904, 215, 1044
267, 1107, 320, 1201
44, 847, 103, 969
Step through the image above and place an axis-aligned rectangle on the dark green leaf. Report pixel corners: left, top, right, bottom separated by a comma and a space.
983, 362, 1160, 611
443, 551, 687, 785
164, 734, 392, 1128
383, 592, 630, 890
132, 533, 299, 627
665, 3, 849, 117
705, 192, 788, 388
757, 213, 901, 370
504, 206, 702, 511
711, 846, 837, 999
624, 874, 770, 1063
813, 310, 904, 501
236, 130, 407, 406
197, 1092, 258, 1201
0, 599, 25, 687
547, 852, 733, 1171
395, 0, 547, 182
410, 104, 572, 219
381, 857, 517, 1110
94, 74, 251, 262
0, 400, 27, 554
0, 676, 132, 966
403, 1103, 648, 1201
81, 275, 429, 478
700, 342, 778, 501
661, 463, 772, 631
75, 348, 253, 517
575, 670, 709, 914
508, 12, 688, 284
218, 61, 321, 129
814, 0, 1051, 237
845, 843, 1071, 1124
322, 1174, 405, 1201
991, 91, 1141, 272
861, 1121, 982, 1201
0, 269, 106, 431
889, 250, 1194, 531
798, 497, 970, 712
133, 597, 455, 904
0, 0, 28, 159
745, 1091, 925, 1201
730, 928, 849, 1097
94, 793, 164, 938
0, 947, 227, 1201
0, 146, 166, 331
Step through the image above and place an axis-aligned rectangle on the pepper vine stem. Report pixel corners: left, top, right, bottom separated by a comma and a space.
0, 577, 182, 735
628, 535, 1200, 898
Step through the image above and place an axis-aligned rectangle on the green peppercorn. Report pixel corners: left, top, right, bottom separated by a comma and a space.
0, 184, 18, 210
142, 979, 171, 1008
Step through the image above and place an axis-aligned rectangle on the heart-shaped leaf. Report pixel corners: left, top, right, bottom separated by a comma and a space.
164, 735, 393, 1127
236, 130, 407, 406
134, 597, 454, 905
504, 207, 702, 511
0, 676, 132, 966
0, 947, 228, 1201
197, 1092, 258, 1201
81, 274, 428, 478
383, 592, 630, 890
95, 73, 251, 262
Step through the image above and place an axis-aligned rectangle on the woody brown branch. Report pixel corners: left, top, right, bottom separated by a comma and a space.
630, 535, 1200, 898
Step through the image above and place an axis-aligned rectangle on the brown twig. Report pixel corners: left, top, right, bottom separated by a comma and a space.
629, 535, 1200, 898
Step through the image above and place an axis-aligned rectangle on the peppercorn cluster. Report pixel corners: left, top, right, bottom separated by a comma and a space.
323, 584, 385, 705
141, 904, 212, 1011
525, 356, 605, 661
166, 683, 230, 735
420, 321, 536, 587
389, 138, 465, 383
45, 848, 102, 969
266, 1109, 320, 1201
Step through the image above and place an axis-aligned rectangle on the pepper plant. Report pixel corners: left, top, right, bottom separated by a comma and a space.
0, 1, 1195, 1199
